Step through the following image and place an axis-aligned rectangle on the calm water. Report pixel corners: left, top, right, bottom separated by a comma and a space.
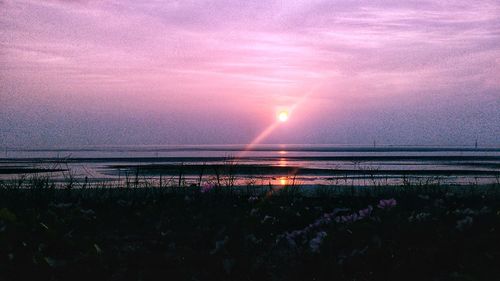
1, 145, 499, 186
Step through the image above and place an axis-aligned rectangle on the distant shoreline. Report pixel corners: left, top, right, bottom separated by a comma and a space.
3, 144, 500, 153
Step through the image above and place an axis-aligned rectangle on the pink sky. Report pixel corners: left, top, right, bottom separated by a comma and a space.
1, 0, 499, 146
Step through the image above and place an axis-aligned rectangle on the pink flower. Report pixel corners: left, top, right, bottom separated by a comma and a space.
358, 205, 373, 218
377, 199, 397, 209
201, 183, 215, 193
343, 213, 359, 223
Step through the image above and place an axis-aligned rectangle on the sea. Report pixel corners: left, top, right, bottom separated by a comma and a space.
0, 144, 499, 187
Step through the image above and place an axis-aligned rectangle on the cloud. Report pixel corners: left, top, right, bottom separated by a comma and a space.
1, 0, 499, 145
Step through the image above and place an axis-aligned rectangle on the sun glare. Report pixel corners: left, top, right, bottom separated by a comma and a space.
278, 111, 289, 122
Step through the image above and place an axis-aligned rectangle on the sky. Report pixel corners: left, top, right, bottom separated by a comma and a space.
1, 0, 499, 147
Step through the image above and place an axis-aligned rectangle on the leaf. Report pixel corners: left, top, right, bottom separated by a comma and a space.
44, 257, 65, 267
94, 244, 102, 255
210, 236, 228, 255
0, 208, 17, 222
222, 258, 235, 275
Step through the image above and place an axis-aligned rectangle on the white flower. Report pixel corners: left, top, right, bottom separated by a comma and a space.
309, 231, 328, 253
261, 215, 275, 224
408, 212, 431, 222
456, 216, 473, 231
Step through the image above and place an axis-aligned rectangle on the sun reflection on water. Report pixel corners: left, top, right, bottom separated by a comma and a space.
279, 176, 288, 186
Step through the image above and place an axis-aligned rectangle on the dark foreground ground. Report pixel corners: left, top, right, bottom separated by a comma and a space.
1, 183, 500, 281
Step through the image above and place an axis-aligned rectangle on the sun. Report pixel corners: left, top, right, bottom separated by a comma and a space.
277, 111, 289, 122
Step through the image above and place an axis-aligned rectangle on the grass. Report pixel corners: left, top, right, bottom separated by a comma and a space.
0, 179, 499, 281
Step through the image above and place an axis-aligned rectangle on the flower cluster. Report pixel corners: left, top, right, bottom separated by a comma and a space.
279, 208, 348, 245
452, 207, 490, 231
453, 207, 490, 216
278, 199, 396, 253
279, 204, 376, 252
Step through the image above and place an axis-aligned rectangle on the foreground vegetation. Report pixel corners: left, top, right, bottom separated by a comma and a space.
1, 181, 500, 281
